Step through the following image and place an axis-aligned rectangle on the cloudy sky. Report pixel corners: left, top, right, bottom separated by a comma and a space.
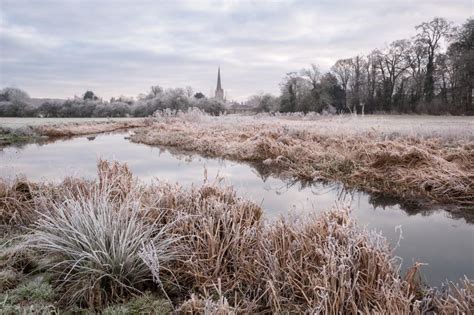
0, 0, 471, 101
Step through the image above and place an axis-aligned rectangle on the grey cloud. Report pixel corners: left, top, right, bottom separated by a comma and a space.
0, 0, 471, 101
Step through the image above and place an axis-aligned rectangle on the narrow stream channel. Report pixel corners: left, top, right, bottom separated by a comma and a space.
1, 132, 472, 286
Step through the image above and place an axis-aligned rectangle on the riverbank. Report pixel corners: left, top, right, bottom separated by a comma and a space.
1, 160, 472, 313
130, 114, 474, 208
0, 118, 150, 149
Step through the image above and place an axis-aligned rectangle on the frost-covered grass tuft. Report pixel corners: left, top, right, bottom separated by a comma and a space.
27, 161, 178, 309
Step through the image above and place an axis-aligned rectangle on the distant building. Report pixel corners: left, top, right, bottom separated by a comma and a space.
215, 66, 224, 101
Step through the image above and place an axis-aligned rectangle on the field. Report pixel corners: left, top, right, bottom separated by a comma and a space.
0, 113, 473, 313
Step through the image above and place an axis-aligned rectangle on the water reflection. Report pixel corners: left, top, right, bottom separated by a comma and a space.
0, 132, 472, 286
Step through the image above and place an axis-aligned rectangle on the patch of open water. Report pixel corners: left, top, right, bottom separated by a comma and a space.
0, 132, 472, 286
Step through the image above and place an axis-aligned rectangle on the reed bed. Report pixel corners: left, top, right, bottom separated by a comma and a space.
0, 160, 472, 313
33, 119, 150, 137
0, 118, 150, 149
130, 116, 474, 207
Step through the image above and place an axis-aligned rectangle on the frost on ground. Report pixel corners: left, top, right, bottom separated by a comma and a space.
131, 112, 474, 208
0, 117, 147, 129
0, 160, 472, 313
0, 118, 150, 148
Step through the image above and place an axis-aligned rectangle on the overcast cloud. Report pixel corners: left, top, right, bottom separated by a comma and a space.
0, 0, 471, 101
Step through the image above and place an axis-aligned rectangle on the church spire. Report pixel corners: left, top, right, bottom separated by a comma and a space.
217, 66, 222, 90
215, 66, 224, 100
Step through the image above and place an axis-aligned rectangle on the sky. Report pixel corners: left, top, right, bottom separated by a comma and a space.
0, 0, 471, 101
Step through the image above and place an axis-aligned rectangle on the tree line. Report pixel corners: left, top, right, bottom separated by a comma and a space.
250, 17, 473, 115
0, 86, 225, 118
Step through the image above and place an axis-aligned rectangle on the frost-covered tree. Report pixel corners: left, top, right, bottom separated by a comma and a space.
0, 87, 30, 102
83, 91, 99, 101
246, 93, 279, 112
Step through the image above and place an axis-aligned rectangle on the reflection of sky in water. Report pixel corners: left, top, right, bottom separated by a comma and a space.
0, 133, 472, 286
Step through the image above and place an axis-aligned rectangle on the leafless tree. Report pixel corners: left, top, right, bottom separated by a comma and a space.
331, 58, 353, 110
416, 17, 452, 102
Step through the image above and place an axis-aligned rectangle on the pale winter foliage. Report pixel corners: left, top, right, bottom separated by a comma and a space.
0, 85, 227, 118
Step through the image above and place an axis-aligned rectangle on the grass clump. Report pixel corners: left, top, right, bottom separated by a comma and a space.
0, 277, 56, 315
0, 269, 21, 292
0, 242, 37, 275
0, 303, 58, 315
103, 292, 173, 314
177, 293, 236, 314
27, 161, 178, 310
140, 182, 263, 303
5, 279, 54, 304
0, 180, 37, 225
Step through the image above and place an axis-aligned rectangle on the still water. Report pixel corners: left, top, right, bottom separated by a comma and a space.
0, 132, 472, 286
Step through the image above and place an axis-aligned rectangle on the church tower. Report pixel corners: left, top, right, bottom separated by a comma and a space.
215, 66, 224, 101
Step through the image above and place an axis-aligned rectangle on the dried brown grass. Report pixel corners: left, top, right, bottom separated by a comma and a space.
431, 278, 474, 314
0, 180, 37, 225
1, 160, 472, 313
33, 119, 150, 137
131, 119, 474, 207
178, 292, 236, 314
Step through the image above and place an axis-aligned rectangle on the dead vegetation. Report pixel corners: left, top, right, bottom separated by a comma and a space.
0, 180, 37, 225
33, 119, 150, 137
130, 116, 474, 207
0, 160, 472, 313
0, 118, 151, 149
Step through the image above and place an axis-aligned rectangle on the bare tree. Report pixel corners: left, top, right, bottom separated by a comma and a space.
350, 55, 364, 113
301, 64, 328, 112
0, 87, 30, 102
376, 40, 412, 110
331, 58, 353, 110
185, 86, 194, 98
149, 85, 164, 98
416, 17, 452, 103
447, 18, 473, 113
301, 64, 321, 90
364, 52, 379, 112
406, 40, 428, 109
